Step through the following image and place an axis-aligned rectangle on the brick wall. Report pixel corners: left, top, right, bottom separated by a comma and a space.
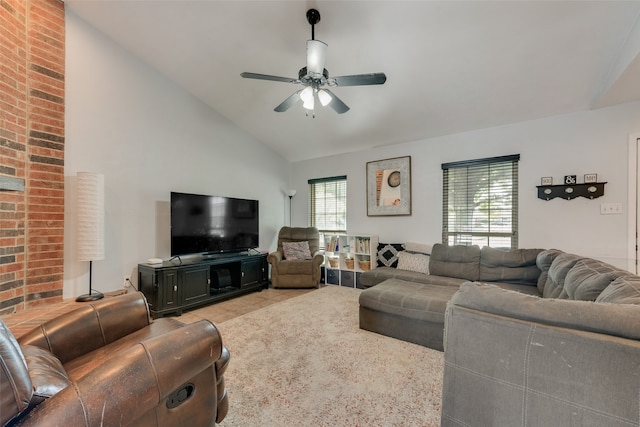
0, 0, 65, 315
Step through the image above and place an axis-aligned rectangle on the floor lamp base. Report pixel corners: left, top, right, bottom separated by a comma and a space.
76, 291, 104, 302
77, 260, 104, 302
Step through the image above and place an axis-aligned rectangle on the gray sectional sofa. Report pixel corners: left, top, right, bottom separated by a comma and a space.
358, 243, 640, 426
359, 244, 543, 350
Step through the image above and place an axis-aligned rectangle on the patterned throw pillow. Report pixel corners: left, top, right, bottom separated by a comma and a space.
397, 251, 430, 274
405, 242, 432, 255
282, 241, 312, 260
376, 243, 405, 268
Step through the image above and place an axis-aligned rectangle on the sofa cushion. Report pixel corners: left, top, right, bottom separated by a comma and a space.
359, 267, 468, 288
404, 242, 432, 254
397, 251, 430, 274
539, 252, 584, 298
22, 345, 70, 400
429, 244, 480, 281
359, 278, 459, 324
596, 275, 640, 305
479, 247, 542, 285
563, 259, 619, 301
535, 249, 564, 294
376, 243, 405, 267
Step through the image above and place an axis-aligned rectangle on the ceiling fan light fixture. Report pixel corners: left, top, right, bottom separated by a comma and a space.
318, 89, 332, 106
300, 86, 314, 102
302, 97, 315, 110
240, 8, 386, 115
306, 39, 327, 76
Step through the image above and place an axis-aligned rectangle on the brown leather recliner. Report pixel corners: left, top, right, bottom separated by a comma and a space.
267, 226, 324, 288
0, 292, 229, 426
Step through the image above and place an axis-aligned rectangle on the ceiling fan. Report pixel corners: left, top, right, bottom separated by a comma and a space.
241, 8, 387, 116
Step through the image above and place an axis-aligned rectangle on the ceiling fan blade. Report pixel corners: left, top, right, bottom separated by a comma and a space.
274, 90, 302, 112
330, 73, 387, 86
322, 89, 350, 114
306, 40, 327, 76
241, 72, 299, 84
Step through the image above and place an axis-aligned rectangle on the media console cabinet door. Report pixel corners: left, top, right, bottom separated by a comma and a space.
158, 270, 179, 311
241, 257, 263, 287
179, 266, 211, 305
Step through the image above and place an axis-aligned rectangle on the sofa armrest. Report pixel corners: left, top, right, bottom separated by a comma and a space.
18, 320, 224, 427
18, 292, 151, 364
443, 282, 640, 426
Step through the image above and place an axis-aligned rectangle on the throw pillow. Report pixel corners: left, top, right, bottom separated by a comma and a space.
377, 243, 405, 268
282, 241, 312, 260
405, 242, 432, 255
397, 251, 430, 274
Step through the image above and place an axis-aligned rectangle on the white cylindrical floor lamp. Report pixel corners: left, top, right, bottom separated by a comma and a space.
287, 189, 296, 226
76, 172, 105, 302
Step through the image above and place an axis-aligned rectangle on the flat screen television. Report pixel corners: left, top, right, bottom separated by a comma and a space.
171, 192, 259, 256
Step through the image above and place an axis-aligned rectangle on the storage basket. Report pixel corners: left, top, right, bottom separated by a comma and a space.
344, 258, 355, 269
358, 260, 371, 271
328, 257, 339, 268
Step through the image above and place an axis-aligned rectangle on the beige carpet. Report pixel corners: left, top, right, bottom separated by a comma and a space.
216, 285, 443, 426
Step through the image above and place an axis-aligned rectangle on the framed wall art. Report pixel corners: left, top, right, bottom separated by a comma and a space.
366, 156, 411, 216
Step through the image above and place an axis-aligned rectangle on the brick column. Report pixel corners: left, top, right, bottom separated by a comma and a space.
0, 0, 65, 314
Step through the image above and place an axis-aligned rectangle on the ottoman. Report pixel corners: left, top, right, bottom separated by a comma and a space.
359, 278, 460, 351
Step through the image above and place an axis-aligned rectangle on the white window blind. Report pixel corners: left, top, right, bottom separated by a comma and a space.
442, 155, 519, 249
308, 176, 347, 235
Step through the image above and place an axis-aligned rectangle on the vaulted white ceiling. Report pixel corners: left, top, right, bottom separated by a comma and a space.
66, 1, 640, 162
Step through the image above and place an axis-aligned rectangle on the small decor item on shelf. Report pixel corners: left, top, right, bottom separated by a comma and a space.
358, 260, 371, 271
584, 173, 597, 183
564, 175, 577, 185
541, 177, 553, 186
344, 258, 355, 269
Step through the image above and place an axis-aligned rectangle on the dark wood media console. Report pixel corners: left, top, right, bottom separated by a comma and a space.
138, 252, 268, 318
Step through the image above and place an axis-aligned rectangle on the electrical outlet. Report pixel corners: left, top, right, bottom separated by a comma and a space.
123, 275, 131, 288
600, 203, 622, 215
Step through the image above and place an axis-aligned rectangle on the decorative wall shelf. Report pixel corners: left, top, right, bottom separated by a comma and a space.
537, 182, 606, 201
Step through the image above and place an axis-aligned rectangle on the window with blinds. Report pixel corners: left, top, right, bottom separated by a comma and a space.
308, 176, 347, 238
442, 155, 519, 249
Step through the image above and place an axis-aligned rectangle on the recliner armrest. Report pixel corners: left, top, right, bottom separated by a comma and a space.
312, 251, 324, 267
17, 320, 224, 427
18, 292, 152, 364
267, 250, 284, 264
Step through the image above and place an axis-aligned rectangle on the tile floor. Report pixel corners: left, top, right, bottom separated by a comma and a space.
2, 286, 319, 339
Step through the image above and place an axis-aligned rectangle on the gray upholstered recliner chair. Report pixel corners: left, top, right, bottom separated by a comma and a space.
267, 226, 324, 288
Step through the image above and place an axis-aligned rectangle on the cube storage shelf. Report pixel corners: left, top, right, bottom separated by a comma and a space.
322, 234, 378, 289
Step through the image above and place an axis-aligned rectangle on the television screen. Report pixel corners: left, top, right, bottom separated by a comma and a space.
171, 192, 259, 256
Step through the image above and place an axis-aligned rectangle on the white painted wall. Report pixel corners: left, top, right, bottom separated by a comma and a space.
292, 102, 640, 269
64, 12, 291, 299
64, 10, 640, 300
